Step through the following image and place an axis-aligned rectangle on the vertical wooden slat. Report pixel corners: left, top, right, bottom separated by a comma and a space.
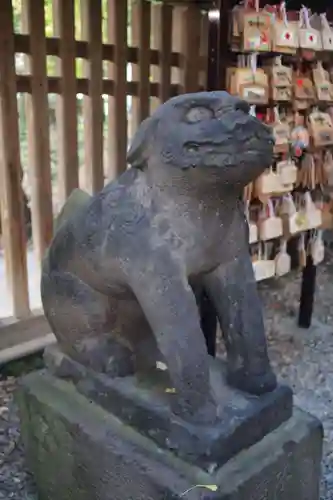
52, 0, 65, 208
129, 2, 138, 140
150, 5, 160, 114
219, 0, 231, 90
151, 3, 172, 108
159, 4, 173, 103
181, 6, 202, 93
109, 0, 127, 174
80, 0, 91, 191
199, 13, 209, 89
131, 0, 151, 127
54, 0, 79, 201
59, 1, 78, 179
0, 0, 30, 317
24, 0, 54, 264
80, 0, 104, 194
171, 7, 183, 88
130, 0, 151, 133
206, 3, 220, 92
20, 4, 36, 238
87, 0, 104, 192
106, 0, 116, 179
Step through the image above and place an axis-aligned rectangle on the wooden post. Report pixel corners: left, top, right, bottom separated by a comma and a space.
180, 5, 202, 93
80, 0, 91, 191
201, 0, 232, 354
199, 11, 209, 89
52, 0, 65, 209
0, 0, 30, 318
150, 4, 160, 114
207, 4, 221, 91
202, 0, 225, 355
206, 0, 231, 91
173, 4, 202, 95
80, 0, 104, 194
107, 0, 128, 175
298, 254, 317, 328
171, 6, 184, 90
131, 0, 151, 131
23, 0, 54, 264
21, 2, 38, 257
53, 0, 79, 205
106, 0, 116, 179
150, 3, 172, 112
158, 4, 173, 102
297, 11, 333, 329
218, 0, 231, 89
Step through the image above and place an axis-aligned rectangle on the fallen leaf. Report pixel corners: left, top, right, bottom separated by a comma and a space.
180, 484, 218, 496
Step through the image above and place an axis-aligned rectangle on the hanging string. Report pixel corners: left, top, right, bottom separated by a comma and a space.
280, 1, 288, 27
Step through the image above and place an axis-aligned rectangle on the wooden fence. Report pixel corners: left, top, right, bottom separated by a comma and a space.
0, 0, 209, 321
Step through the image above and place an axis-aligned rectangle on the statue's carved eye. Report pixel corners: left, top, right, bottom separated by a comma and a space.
184, 142, 199, 153
186, 106, 213, 123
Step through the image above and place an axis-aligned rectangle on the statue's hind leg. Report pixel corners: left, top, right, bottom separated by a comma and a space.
41, 270, 135, 376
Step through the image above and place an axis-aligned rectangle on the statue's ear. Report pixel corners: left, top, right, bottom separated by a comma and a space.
127, 115, 157, 169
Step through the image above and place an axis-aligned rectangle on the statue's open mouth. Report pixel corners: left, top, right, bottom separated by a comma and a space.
184, 140, 273, 166
184, 135, 274, 154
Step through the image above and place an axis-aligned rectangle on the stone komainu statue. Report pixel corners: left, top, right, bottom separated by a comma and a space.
41, 91, 275, 424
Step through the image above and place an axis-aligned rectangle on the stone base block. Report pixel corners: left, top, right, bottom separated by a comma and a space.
16, 370, 323, 500
44, 345, 293, 470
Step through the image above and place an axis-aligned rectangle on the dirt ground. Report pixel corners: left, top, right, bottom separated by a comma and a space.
1, 252, 333, 499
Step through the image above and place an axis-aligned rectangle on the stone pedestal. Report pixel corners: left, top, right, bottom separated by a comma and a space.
43, 345, 293, 470
16, 370, 323, 500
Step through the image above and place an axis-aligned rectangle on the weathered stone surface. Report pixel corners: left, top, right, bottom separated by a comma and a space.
41, 91, 276, 424
16, 371, 322, 500
44, 344, 292, 470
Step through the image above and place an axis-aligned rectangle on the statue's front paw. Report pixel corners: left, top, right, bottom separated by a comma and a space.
227, 369, 277, 396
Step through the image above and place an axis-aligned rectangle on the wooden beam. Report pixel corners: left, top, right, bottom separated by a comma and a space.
0, 312, 54, 365
0, 334, 55, 365
14, 33, 187, 69
0, 312, 49, 350
15, 75, 184, 96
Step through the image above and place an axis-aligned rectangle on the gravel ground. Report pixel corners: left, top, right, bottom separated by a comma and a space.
1, 254, 333, 499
